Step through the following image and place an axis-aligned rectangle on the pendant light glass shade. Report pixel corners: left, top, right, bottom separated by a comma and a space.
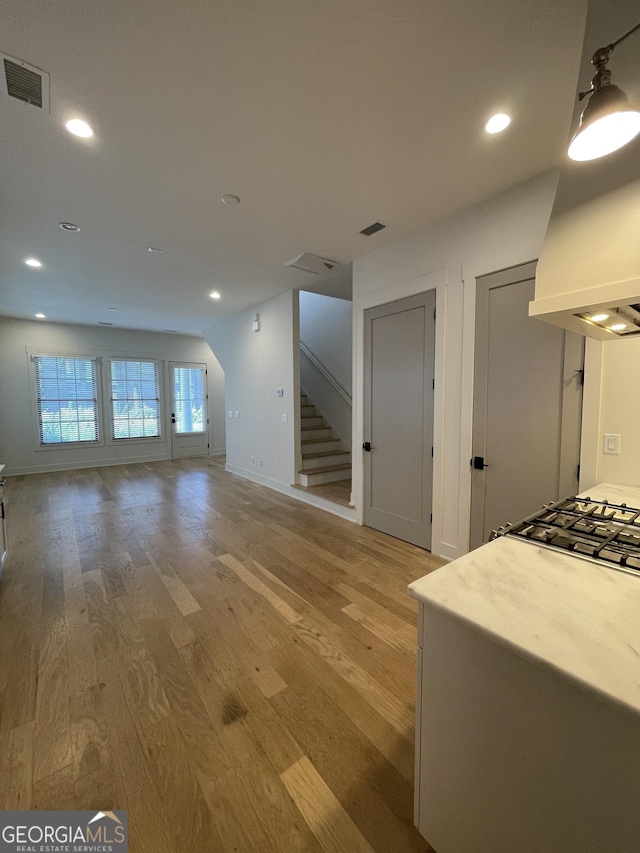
568, 82, 640, 161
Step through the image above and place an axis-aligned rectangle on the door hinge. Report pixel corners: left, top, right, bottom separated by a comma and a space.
207, 443, 210, 448
207, 418, 209, 424
433, 308, 436, 320
431, 446, 434, 457
432, 377, 435, 389
577, 464, 581, 481
430, 512, 432, 524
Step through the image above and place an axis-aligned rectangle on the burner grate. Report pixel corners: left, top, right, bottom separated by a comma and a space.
491, 497, 640, 578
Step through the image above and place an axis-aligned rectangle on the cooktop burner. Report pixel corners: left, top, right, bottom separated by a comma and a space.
490, 497, 640, 577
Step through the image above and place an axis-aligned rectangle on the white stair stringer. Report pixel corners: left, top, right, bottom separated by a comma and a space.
299, 392, 351, 486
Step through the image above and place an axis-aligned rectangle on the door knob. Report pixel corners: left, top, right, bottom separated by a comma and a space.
472, 456, 489, 470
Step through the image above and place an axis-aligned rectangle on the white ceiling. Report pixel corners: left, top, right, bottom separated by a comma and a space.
0, 0, 587, 334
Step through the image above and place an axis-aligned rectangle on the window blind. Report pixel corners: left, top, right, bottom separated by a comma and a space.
33, 355, 99, 445
110, 359, 160, 439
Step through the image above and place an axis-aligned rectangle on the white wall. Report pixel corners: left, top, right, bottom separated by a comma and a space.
203, 291, 300, 490
299, 291, 352, 394
0, 317, 225, 475
299, 291, 352, 447
352, 169, 561, 560
584, 336, 640, 487
203, 290, 354, 521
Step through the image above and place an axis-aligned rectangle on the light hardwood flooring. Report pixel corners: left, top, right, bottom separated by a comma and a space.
0, 457, 444, 852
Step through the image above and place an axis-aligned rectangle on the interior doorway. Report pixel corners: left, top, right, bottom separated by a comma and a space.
170, 362, 209, 458
469, 262, 584, 549
363, 290, 436, 549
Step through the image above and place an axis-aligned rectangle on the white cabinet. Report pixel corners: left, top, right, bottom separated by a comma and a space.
410, 527, 640, 853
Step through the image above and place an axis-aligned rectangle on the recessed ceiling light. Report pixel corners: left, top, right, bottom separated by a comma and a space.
484, 113, 512, 134
148, 247, 162, 253
610, 323, 627, 332
65, 118, 94, 138
590, 313, 609, 323
210, 291, 221, 299
59, 222, 81, 232
25, 258, 42, 268
221, 194, 240, 206
35, 313, 46, 319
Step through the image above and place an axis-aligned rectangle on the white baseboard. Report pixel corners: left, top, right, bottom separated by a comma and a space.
224, 463, 356, 522
3, 452, 170, 477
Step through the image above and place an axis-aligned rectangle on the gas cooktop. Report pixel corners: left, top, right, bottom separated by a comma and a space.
490, 496, 640, 578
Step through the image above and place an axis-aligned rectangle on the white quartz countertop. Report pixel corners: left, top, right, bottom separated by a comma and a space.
408, 483, 640, 713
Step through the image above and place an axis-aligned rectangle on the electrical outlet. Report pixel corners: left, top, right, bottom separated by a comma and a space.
282, 413, 288, 423
259, 459, 263, 467
228, 410, 233, 418
234, 411, 239, 418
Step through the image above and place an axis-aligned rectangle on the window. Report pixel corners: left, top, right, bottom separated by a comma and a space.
110, 359, 161, 439
33, 355, 99, 445
173, 366, 205, 433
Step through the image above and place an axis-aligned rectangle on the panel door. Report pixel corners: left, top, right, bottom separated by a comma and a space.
470, 262, 584, 549
363, 291, 435, 549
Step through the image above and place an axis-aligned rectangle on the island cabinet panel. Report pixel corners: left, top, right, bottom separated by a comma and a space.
413, 599, 640, 853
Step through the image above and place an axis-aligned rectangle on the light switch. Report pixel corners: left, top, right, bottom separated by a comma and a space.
228, 410, 233, 419
234, 411, 239, 418
603, 433, 621, 455
282, 414, 288, 423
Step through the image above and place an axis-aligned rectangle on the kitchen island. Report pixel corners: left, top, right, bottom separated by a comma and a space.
408, 483, 640, 853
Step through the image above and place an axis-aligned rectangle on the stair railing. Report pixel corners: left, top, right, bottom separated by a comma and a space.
300, 342, 352, 406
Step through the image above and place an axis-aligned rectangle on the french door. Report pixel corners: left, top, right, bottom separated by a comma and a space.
170, 362, 209, 458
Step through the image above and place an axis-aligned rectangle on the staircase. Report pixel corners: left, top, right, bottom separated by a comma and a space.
299, 392, 351, 486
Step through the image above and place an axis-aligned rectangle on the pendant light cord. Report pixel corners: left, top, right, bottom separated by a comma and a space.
609, 21, 640, 52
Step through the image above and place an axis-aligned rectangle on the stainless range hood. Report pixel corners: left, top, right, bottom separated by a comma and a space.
531, 0, 640, 340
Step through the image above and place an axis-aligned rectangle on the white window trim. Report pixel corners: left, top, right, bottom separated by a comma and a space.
28, 352, 105, 452
103, 357, 165, 445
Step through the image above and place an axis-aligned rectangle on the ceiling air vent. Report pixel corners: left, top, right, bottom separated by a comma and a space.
1, 53, 50, 111
360, 221, 386, 236
284, 253, 341, 274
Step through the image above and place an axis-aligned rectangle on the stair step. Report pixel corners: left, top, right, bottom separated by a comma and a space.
300, 415, 324, 428
302, 450, 351, 470
300, 404, 316, 417
300, 426, 333, 440
298, 463, 352, 486
301, 437, 343, 454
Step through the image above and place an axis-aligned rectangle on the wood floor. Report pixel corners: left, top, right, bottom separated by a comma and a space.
0, 457, 444, 852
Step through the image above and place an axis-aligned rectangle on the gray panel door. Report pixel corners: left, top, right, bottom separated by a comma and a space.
470, 262, 584, 549
364, 291, 435, 549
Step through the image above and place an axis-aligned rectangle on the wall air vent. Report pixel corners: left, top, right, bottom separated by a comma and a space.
360, 221, 386, 236
1, 53, 50, 111
284, 253, 341, 274
98, 321, 114, 326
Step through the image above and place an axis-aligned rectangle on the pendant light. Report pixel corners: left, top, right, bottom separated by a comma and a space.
568, 22, 640, 162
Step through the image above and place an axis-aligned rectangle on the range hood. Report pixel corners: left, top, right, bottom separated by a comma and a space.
531, 0, 640, 340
